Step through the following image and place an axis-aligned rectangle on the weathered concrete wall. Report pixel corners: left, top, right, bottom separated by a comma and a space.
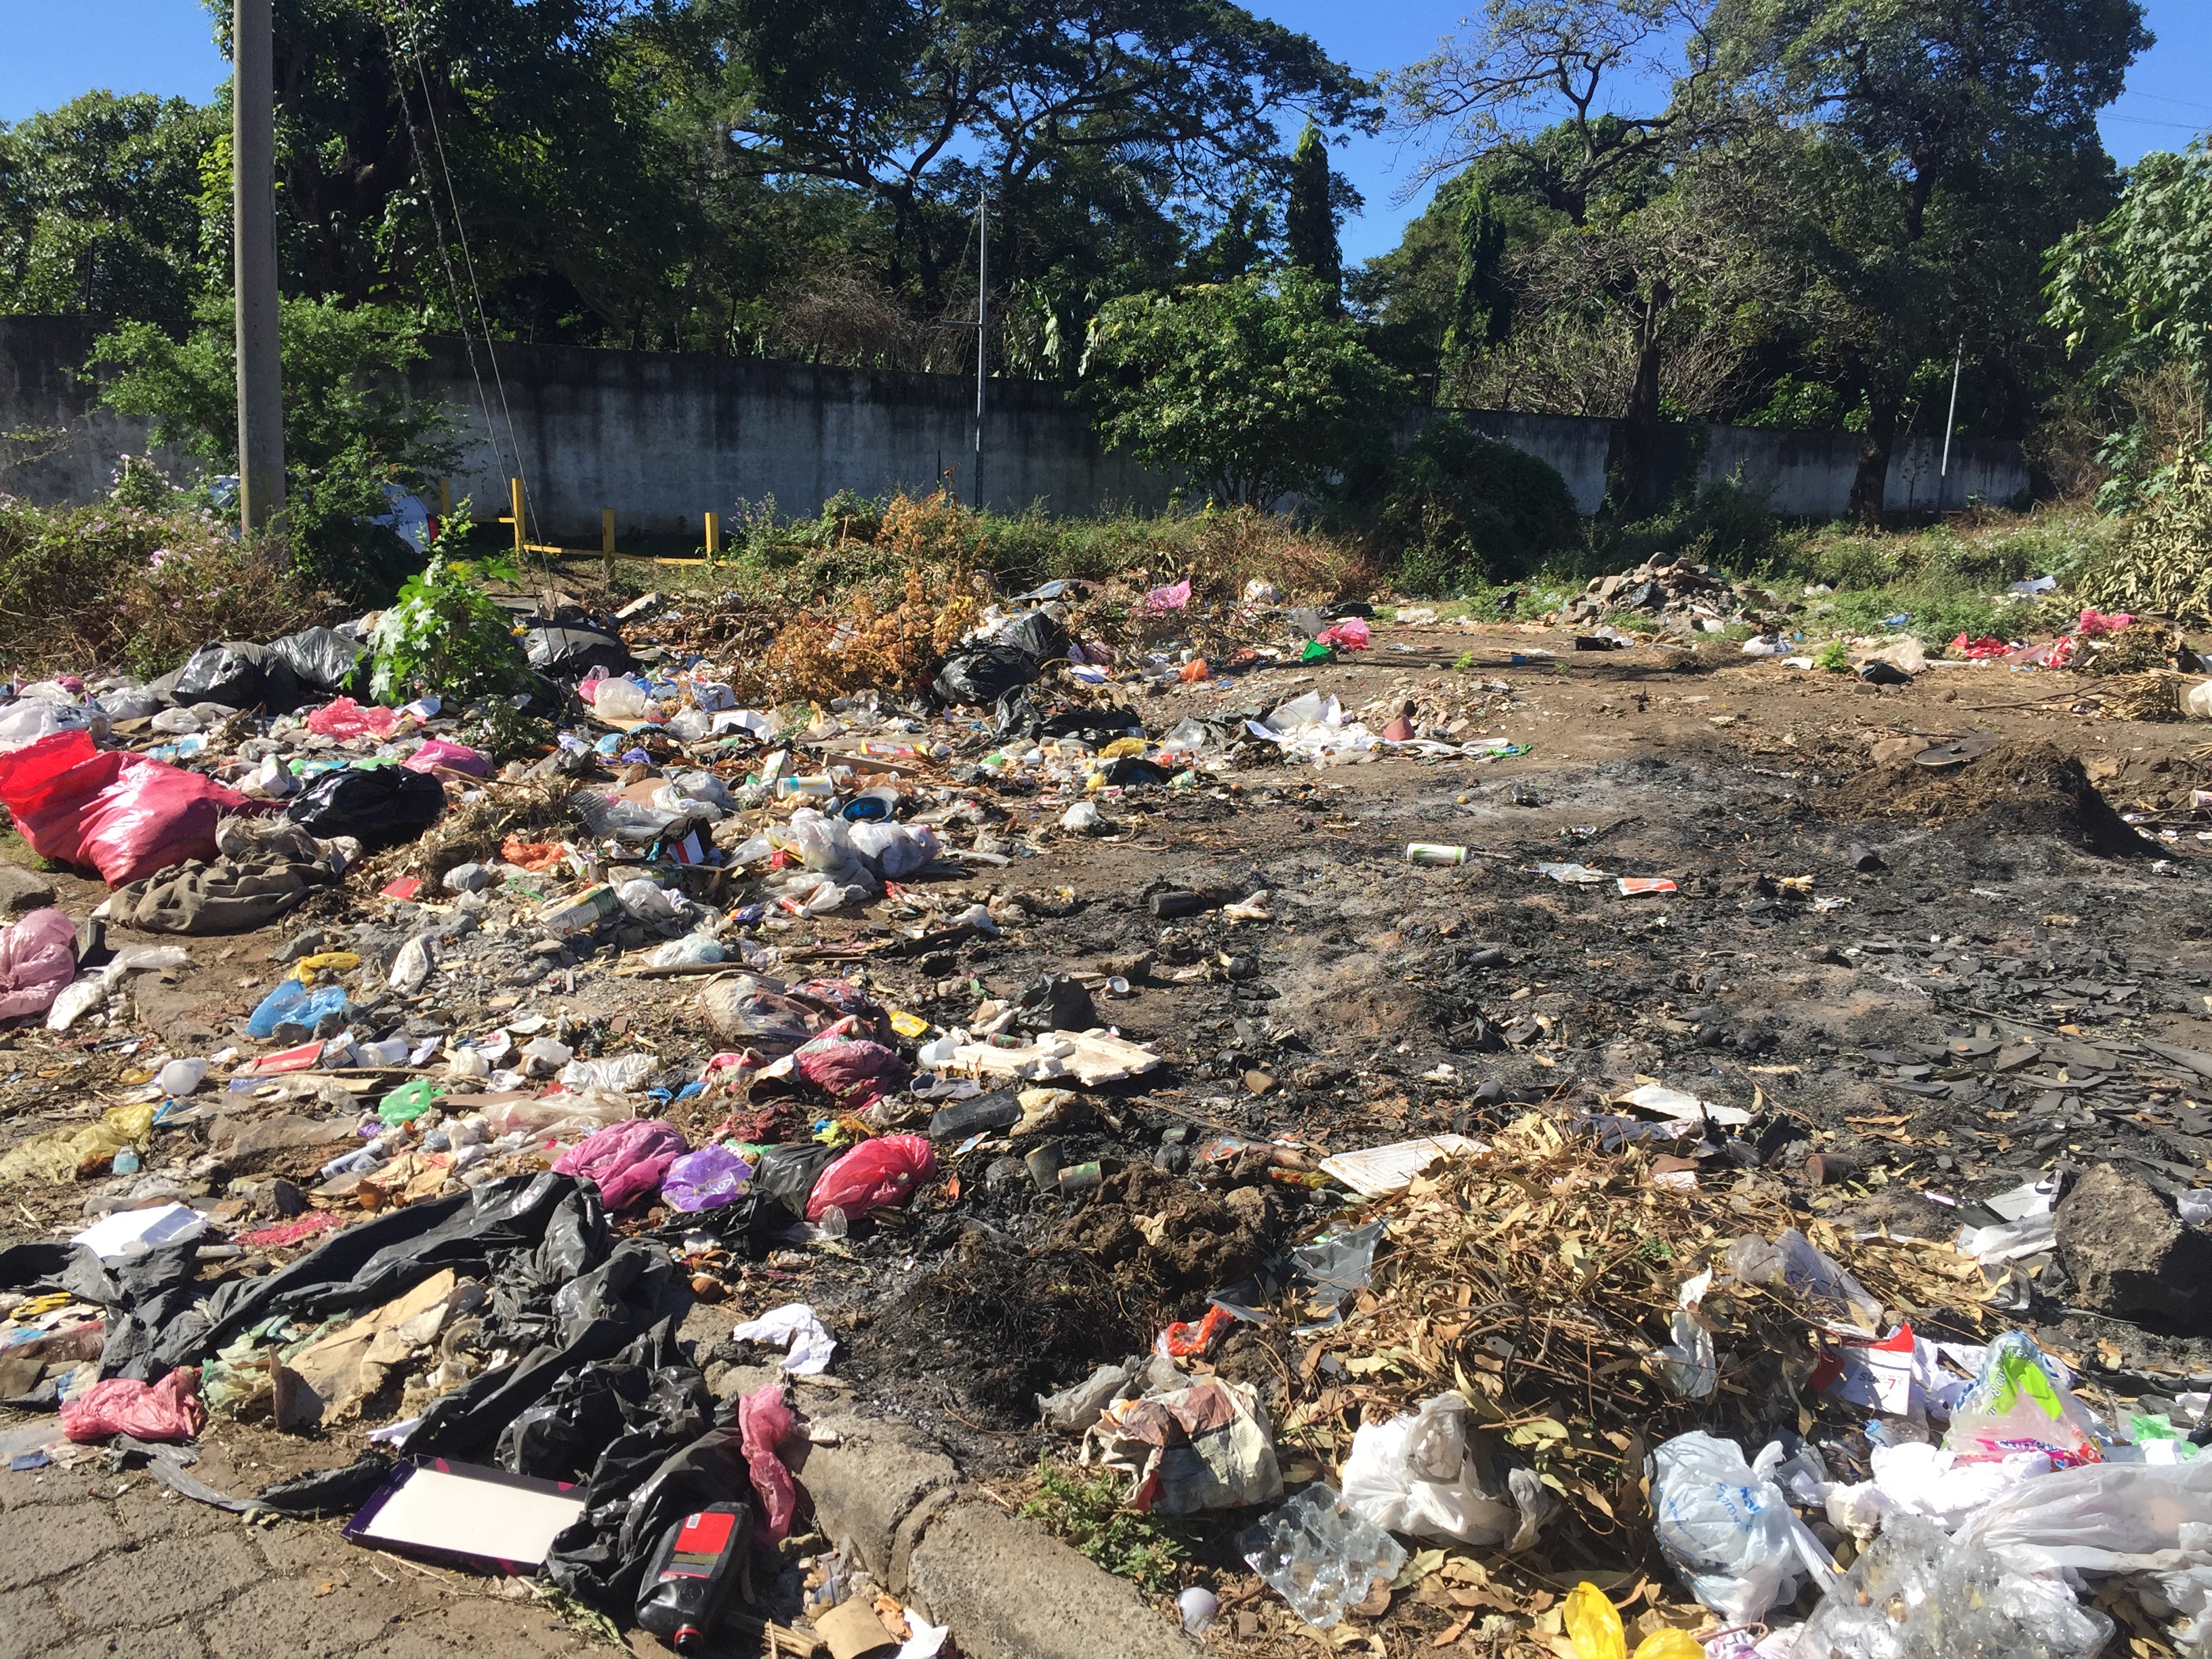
0, 316, 194, 503
0, 315, 2030, 532
409, 337, 1176, 539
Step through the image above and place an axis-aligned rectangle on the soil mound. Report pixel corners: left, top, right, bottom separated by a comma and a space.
1828, 739, 2148, 857
1061, 1164, 1278, 1296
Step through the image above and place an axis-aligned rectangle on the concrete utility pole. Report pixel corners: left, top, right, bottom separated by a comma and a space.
233, 0, 285, 531
973, 186, 987, 512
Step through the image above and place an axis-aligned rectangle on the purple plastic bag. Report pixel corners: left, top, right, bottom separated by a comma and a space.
662, 1143, 754, 1212
551, 1117, 687, 1210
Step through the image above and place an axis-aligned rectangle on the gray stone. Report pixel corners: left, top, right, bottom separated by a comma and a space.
0, 865, 56, 915
2055, 1163, 2212, 1330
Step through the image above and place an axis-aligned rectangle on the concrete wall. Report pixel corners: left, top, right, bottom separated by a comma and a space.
0, 314, 2030, 533
410, 336, 1176, 539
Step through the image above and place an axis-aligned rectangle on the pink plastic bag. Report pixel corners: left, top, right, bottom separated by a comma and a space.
792, 1021, 904, 1108
738, 1380, 797, 1542
79, 759, 255, 886
1317, 617, 1371, 650
550, 1117, 689, 1211
0, 908, 80, 1020
2075, 607, 2134, 638
806, 1134, 935, 1221
60, 1366, 207, 1443
1140, 578, 1192, 614
403, 737, 489, 777
306, 697, 401, 740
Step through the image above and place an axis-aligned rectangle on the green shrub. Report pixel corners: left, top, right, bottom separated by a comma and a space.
1017, 1459, 1189, 1593
1380, 413, 1579, 593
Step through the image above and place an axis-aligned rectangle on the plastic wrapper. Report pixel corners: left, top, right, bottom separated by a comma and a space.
304, 697, 401, 739
480, 1093, 634, 1139
0, 1101, 156, 1184
804, 1134, 935, 1222
1799, 1511, 2112, 1658
1340, 1391, 1550, 1549
551, 1119, 689, 1212
1942, 1330, 2110, 1467
60, 1365, 207, 1442
1649, 1431, 1839, 1622
0, 907, 79, 1020
1086, 1376, 1282, 1515
1240, 1483, 1407, 1629
558, 1052, 659, 1094
695, 975, 825, 1055
287, 765, 445, 849
661, 1145, 752, 1213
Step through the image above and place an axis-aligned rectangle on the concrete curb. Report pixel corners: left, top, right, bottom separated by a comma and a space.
742, 1372, 1204, 1659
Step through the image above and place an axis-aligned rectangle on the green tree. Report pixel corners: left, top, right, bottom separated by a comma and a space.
1441, 180, 1510, 356
89, 296, 457, 596
0, 91, 223, 322
1284, 123, 1341, 304
1719, 0, 2150, 518
1082, 272, 1410, 505
2047, 144, 2212, 508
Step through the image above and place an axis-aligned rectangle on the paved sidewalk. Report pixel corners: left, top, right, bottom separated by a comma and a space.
0, 1462, 607, 1659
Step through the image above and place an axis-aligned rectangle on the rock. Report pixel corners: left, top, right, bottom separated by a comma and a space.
2055, 1164, 2212, 1330
0, 864, 55, 914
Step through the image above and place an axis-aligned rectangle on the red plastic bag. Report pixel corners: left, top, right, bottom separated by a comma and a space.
79, 760, 254, 886
60, 1366, 207, 1443
306, 697, 401, 740
806, 1134, 935, 1221
1317, 617, 1370, 650
0, 729, 124, 867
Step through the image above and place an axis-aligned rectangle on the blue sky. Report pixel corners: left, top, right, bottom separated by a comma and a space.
3, 0, 2207, 264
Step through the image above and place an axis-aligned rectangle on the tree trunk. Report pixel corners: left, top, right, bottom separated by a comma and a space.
1849, 395, 1900, 524
1619, 283, 1668, 513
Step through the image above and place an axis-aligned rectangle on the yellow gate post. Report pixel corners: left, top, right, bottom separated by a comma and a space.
509, 477, 526, 556
704, 511, 720, 567
601, 508, 615, 579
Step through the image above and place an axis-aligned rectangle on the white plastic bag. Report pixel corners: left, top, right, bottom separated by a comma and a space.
557, 1052, 659, 1093
1958, 1452, 2212, 1573
614, 877, 686, 922
1339, 1391, 1544, 1549
847, 821, 940, 879
1650, 1431, 1839, 1622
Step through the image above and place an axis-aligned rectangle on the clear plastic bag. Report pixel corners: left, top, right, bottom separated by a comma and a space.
1649, 1431, 1837, 1622
1339, 1391, 1537, 1548
1724, 1228, 1883, 1332
1240, 1483, 1406, 1629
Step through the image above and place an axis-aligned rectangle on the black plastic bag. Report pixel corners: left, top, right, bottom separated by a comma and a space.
172, 641, 305, 712
251, 1453, 392, 1517
264, 627, 366, 696
749, 1142, 842, 1225
933, 644, 1041, 708
1099, 755, 1173, 787
1015, 972, 1097, 1033
168, 1174, 594, 1372
497, 1319, 708, 1482
523, 623, 636, 684
405, 1242, 687, 1458
997, 609, 1069, 665
285, 764, 446, 848
543, 1419, 752, 1612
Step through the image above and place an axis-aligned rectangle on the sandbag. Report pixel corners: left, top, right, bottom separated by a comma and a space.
285, 765, 445, 848
171, 641, 304, 712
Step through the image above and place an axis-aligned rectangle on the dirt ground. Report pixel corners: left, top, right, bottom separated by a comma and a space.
3, 614, 2210, 1656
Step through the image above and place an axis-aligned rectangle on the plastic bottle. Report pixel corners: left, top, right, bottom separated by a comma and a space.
633, 1502, 752, 1652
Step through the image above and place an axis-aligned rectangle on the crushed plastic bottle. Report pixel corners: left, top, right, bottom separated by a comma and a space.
1240, 1483, 1407, 1629
157, 1057, 208, 1097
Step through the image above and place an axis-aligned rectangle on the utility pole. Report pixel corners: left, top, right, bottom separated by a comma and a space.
1938, 337, 1963, 507
233, 0, 285, 531
973, 186, 986, 512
